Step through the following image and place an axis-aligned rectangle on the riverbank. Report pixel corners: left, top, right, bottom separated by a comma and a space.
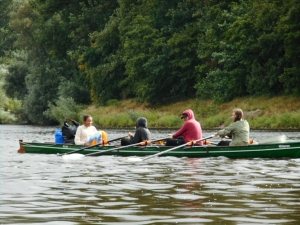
81, 96, 300, 130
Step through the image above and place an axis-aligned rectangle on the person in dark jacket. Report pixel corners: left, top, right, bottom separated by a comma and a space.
121, 117, 151, 145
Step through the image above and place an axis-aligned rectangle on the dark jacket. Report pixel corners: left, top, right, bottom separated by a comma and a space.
131, 117, 151, 143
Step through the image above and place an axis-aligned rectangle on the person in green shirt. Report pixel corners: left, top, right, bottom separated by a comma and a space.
214, 108, 250, 146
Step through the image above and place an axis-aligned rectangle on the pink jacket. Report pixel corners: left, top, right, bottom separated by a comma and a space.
173, 109, 202, 144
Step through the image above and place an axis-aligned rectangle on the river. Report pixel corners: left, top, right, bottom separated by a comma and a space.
1, 125, 300, 224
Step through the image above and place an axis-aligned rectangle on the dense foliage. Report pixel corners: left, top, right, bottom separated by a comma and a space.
0, 0, 299, 124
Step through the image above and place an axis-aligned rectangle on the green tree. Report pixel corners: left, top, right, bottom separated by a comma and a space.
7, 0, 119, 123
195, 0, 243, 102
81, 15, 125, 104
9, 2, 60, 124
120, 0, 199, 104
195, 0, 290, 102
0, 0, 14, 60
278, 0, 300, 95
244, 0, 286, 97
4, 54, 28, 100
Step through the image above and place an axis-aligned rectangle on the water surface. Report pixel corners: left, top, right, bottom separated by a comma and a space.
1, 125, 300, 224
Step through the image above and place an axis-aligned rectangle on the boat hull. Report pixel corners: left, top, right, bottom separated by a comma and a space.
18, 140, 300, 159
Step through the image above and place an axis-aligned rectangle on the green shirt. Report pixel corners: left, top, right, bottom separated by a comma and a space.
217, 120, 250, 146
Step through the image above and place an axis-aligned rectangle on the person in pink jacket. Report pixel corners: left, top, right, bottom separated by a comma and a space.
166, 109, 203, 146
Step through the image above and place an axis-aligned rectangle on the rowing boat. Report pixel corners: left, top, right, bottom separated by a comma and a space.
17, 139, 300, 159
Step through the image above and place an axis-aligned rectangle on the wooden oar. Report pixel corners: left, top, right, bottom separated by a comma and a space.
142, 135, 214, 161
102, 136, 128, 145
85, 137, 169, 157
58, 136, 127, 156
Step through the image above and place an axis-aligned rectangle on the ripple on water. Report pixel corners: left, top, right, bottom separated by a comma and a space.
1, 126, 300, 224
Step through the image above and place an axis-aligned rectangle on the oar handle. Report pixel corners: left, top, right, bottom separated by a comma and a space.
102, 136, 128, 145
140, 140, 152, 145
142, 135, 214, 161
86, 137, 169, 157
86, 142, 142, 156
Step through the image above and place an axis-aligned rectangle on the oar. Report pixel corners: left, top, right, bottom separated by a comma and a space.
85, 137, 169, 157
102, 136, 128, 145
58, 136, 127, 156
142, 135, 214, 161
203, 139, 218, 145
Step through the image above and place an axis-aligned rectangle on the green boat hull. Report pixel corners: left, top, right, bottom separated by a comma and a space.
18, 140, 300, 159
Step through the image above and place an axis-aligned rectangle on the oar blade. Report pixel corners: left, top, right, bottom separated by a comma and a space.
126, 157, 143, 162
62, 153, 85, 160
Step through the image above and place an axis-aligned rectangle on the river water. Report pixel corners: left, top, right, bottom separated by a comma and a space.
1, 125, 300, 224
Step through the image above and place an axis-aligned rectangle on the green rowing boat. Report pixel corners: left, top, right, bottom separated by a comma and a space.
18, 139, 300, 159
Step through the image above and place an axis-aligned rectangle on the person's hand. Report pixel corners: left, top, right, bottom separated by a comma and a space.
128, 132, 133, 137
213, 133, 218, 137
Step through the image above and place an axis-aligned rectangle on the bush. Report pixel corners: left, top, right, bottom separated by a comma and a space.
0, 110, 17, 124
44, 97, 83, 124
106, 99, 121, 106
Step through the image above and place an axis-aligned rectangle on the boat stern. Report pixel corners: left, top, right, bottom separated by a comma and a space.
18, 140, 26, 153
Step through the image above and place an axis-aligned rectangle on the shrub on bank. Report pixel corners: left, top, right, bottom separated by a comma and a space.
40, 96, 300, 129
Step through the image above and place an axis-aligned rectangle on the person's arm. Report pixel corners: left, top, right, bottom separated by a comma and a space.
172, 123, 188, 138
75, 126, 86, 145
128, 128, 138, 144
215, 123, 235, 138
132, 129, 142, 143
131, 128, 150, 143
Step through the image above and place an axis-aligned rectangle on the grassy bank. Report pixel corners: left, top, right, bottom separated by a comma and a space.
81, 96, 300, 130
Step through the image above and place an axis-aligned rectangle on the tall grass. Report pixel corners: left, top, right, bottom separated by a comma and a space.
79, 96, 300, 130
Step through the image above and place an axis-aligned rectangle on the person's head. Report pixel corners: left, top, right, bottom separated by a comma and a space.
181, 109, 195, 121
181, 113, 188, 121
136, 117, 148, 128
232, 108, 243, 122
83, 114, 93, 127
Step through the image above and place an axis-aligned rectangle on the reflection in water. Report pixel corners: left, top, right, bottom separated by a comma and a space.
0, 125, 300, 224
